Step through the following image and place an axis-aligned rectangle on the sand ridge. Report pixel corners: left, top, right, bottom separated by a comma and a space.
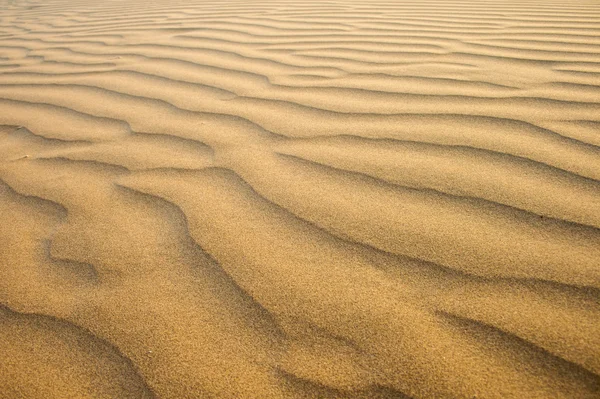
0, 0, 599, 398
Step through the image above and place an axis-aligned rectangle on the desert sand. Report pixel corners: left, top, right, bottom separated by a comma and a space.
0, 0, 599, 398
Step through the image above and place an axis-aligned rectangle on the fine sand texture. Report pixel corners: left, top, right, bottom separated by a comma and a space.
1, 0, 600, 398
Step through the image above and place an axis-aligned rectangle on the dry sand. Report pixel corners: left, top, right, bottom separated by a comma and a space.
0, 0, 599, 398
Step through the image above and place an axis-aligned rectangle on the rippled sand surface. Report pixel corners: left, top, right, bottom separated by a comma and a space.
1, 0, 599, 398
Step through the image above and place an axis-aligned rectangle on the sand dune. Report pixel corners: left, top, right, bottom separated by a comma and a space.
0, 0, 599, 398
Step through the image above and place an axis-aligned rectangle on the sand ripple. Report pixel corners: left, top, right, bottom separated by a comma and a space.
0, 1, 599, 398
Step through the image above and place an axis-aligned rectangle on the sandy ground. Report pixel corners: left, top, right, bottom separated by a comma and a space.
0, 0, 599, 398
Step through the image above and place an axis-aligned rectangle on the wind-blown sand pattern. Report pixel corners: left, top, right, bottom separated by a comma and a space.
0, 0, 599, 398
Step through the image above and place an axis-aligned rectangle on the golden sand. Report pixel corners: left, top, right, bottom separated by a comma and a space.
0, 0, 599, 398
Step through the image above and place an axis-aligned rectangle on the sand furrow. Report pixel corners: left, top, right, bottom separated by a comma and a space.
217, 152, 600, 287
0, 98, 131, 141
276, 137, 600, 228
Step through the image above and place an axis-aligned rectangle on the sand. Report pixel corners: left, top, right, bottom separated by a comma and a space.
0, 0, 599, 398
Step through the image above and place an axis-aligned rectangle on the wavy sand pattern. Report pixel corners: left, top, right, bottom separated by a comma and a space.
1, 0, 599, 398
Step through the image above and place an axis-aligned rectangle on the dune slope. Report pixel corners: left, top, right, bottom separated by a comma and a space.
0, 0, 599, 398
